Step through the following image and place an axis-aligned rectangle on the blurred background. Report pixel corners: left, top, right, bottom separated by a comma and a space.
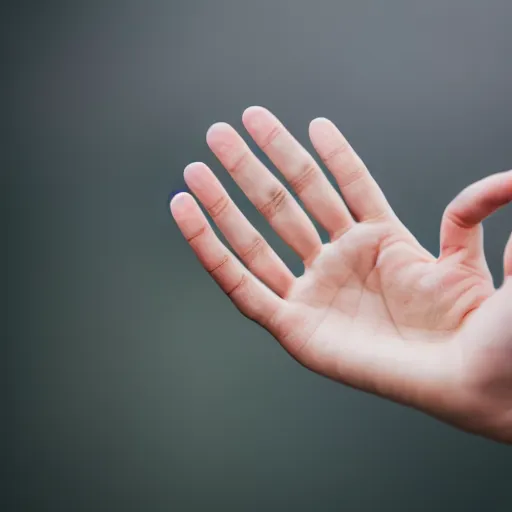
5, 1, 512, 510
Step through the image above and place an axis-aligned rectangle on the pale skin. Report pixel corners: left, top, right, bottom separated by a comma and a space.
170, 106, 512, 443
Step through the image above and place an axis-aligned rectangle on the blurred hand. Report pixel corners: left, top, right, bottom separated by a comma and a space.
170, 106, 512, 443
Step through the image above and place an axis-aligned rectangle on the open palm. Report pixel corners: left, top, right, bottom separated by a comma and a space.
171, 106, 512, 443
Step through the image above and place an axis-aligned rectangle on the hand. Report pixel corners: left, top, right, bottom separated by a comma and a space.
170, 106, 512, 443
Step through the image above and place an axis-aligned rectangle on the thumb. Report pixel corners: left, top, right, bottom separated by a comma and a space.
440, 170, 512, 269
504, 231, 512, 278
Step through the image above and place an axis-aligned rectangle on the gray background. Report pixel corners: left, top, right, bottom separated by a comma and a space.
6, 1, 512, 510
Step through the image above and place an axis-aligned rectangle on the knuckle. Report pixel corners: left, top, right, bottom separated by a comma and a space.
261, 305, 280, 331
443, 205, 472, 230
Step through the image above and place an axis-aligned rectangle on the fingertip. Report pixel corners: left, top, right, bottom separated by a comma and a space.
168, 188, 187, 204
309, 117, 330, 126
309, 117, 334, 135
242, 105, 266, 117
169, 191, 195, 216
184, 161, 204, 173
242, 105, 273, 129
183, 162, 207, 182
206, 122, 232, 145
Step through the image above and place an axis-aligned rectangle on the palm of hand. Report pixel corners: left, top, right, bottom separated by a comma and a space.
274, 220, 497, 405
171, 106, 512, 443
281, 222, 486, 344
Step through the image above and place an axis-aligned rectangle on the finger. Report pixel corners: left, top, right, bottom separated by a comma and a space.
206, 122, 322, 265
440, 170, 512, 266
183, 162, 295, 297
504, 232, 512, 278
241, 106, 354, 238
170, 192, 284, 325
309, 117, 393, 222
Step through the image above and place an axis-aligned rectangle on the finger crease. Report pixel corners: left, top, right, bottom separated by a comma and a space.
258, 188, 287, 219
230, 151, 251, 175
339, 164, 367, 189
289, 163, 319, 195
240, 237, 265, 265
227, 274, 248, 296
322, 142, 350, 163
207, 255, 230, 274
186, 225, 208, 243
445, 210, 474, 230
260, 125, 282, 149
207, 195, 230, 218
